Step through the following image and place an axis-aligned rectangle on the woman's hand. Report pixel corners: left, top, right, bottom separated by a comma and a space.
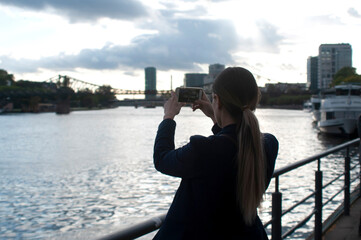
163, 91, 185, 120
192, 91, 216, 124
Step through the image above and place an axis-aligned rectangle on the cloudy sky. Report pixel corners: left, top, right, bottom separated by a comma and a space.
0, 0, 360, 91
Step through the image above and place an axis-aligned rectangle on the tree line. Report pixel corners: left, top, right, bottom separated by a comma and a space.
2, 66, 360, 111
0, 69, 117, 112
259, 66, 361, 108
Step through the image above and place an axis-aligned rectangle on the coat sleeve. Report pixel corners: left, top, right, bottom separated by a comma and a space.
263, 133, 279, 189
153, 119, 201, 178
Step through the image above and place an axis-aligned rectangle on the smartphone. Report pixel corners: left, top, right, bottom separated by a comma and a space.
175, 87, 202, 103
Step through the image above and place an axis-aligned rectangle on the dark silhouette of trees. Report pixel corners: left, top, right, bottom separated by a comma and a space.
0, 69, 15, 86
0, 69, 117, 111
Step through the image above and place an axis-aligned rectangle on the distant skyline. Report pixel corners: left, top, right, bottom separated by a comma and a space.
0, 0, 361, 91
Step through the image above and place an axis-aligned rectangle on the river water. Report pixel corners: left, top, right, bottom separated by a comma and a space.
0, 107, 359, 239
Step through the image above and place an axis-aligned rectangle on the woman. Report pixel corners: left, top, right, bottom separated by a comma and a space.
153, 67, 278, 239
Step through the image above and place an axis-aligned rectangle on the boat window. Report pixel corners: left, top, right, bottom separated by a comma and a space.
350, 89, 361, 96
335, 89, 349, 96
314, 103, 320, 110
326, 112, 335, 120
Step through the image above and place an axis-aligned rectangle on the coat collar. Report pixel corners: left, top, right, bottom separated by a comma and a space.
218, 124, 237, 136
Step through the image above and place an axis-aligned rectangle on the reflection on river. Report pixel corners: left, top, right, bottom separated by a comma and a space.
0, 107, 359, 239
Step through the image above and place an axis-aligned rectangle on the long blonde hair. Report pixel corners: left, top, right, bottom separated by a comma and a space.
213, 67, 265, 225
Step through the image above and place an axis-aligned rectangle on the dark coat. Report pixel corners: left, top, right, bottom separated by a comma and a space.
153, 119, 278, 240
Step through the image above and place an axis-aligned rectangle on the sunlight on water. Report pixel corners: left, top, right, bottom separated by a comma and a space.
0, 107, 359, 239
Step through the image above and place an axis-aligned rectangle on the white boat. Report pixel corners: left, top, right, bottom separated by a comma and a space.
318, 85, 361, 135
310, 95, 321, 122
303, 101, 312, 112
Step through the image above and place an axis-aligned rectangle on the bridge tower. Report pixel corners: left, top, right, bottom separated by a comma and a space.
55, 75, 73, 114
145, 67, 156, 100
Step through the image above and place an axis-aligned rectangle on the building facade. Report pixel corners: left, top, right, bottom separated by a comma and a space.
307, 56, 318, 93
318, 43, 352, 89
184, 73, 207, 87
204, 63, 225, 85
145, 67, 156, 100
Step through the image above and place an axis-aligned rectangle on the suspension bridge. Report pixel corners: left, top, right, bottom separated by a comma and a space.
0, 72, 284, 113
0, 75, 174, 114
45, 75, 172, 95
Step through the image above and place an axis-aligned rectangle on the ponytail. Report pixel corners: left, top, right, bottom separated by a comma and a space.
236, 109, 265, 225
212, 67, 266, 225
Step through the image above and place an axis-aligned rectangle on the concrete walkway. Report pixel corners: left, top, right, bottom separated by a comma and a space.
323, 197, 361, 239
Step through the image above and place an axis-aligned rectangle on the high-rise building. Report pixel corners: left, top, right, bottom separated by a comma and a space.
204, 63, 225, 85
203, 63, 225, 99
318, 43, 352, 89
307, 56, 318, 92
184, 73, 207, 87
145, 67, 156, 100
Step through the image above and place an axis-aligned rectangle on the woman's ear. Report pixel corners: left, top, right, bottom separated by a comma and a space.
214, 94, 222, 109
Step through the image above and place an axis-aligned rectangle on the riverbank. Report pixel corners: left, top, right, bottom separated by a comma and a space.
258, 104, 303, 110
1, 104, 305, 114
0, 106, 117, 114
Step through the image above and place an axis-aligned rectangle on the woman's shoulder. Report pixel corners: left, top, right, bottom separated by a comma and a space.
263, 133, 278, 148
189, 134, 216, 147
189, 134, 235, 152
263, 133, 279, 166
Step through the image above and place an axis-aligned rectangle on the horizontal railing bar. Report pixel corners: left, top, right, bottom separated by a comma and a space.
351, 175, 360, 184
323, 187, 345, 207
350, 163, 359, 171
323, 173, 344, 189
282, 210, 316, 239
100, 138, 360, 240
281, 191, 315, 217
99, 214, 166, 240
273, 138, 359, 177
263, 218, 273, 228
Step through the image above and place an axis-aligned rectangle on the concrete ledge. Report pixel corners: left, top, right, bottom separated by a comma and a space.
323, 194, 361, 239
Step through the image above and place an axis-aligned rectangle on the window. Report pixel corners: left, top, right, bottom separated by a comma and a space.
326, 112, 335, 120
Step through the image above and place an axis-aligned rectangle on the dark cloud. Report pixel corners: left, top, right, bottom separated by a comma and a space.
0, 19, 240, 73
348, 8, 361, 18
0, 2, 286, 75
0, 0, 148, 22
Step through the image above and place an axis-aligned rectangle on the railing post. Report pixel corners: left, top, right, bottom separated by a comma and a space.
272, 176, 282, 240
357, 114, 361, 196
344, 147, 350, 216
314, 159, 323, 240
358, 142, 361, 197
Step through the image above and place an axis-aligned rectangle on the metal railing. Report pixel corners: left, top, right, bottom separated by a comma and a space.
268, 138, 360, 240
100, 138, 361, 240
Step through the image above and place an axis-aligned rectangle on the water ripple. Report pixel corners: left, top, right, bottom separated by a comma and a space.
0, 108, 358, 239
